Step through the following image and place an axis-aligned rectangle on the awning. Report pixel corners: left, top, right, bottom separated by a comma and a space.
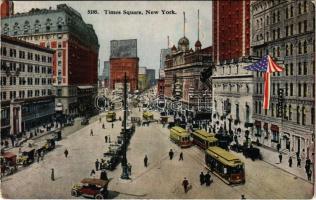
270, 124, 279, 132
255, 120, 261, 127
77, 86, 94, 89
263, 123, 268, 130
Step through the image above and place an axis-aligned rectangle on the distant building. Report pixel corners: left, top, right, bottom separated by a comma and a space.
1, 35, 55, 138
1, 4, 100, 116
146, 68, 156, 87
98, 61, 110, 88
110, 39, 139, 92
1, 0, 14, 19
138, 66, 147, 92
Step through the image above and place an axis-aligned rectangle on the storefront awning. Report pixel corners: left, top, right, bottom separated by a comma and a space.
255, 120, 261, 127
270, 124, 279, 132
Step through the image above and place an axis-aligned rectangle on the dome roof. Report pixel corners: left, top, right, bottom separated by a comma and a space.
195, 40, 202, 47
171, 45, 177, 51
178, 36, 189, 46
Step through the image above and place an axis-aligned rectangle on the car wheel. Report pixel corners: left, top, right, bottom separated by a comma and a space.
95, 193, 104, 199
71, 189, 79, 197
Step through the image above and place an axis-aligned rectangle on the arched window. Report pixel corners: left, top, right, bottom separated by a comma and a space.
298, 41, 302, 54
290, 43, 293, 55
286, 44, 289, 56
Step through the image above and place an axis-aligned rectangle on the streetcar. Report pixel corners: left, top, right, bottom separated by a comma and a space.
169, 126, 192, 148
143, 111, 154, 121
106, 111, 116, 122
191, 129, 218, 150
205, 146, 245, 185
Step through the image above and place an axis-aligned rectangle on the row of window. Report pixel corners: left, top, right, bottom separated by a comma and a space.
255, 101, 315, 125
1, 77, 52, 86
255, 82, 315, 98
1, 47, 52, 63
1, 61, 52, 74
0, 89, 52, 100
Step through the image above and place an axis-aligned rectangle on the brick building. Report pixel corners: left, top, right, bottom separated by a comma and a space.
110, 39, 138, 93
213, 0, 250, 64
1, 4, 99, 116
1, 0, 13, 19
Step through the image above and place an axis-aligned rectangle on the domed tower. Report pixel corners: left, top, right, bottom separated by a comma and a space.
178, 36, 189, 52
195, 10, 202, 51
178, 12, 190, 52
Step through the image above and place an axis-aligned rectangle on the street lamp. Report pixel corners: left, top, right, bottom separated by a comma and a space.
121, 72, 129, 179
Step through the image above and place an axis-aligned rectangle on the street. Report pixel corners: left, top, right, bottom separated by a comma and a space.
0, 107, 313, 199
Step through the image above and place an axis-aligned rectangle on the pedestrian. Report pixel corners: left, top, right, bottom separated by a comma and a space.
64, 149, 69, 158
144, 155, 148, 167
307, 168, 312, 181
277, 143, 281, 152
105, 135, 108, 143
297, 157, 301, 167
279, 153, 282, 163
169, 149, 174, 160
99, 117, 101, 123
112, 123, 114, 128
102, 123, 105, 129
95, 159, 100, 171
90, 129, 93, 136
37, 151, 40, 163
289, 156, 292, 167
241, 194, 246, 199
4, 140, 9, 148
199, 172, 205, 185
109, 136, 111, 143
90, 169, 96, 176
179, 152, 183, 161
182, 177, 189, 193
100, 170, 108, 180
205, 172, 211, 186
41, 151, 44, 160
51, 168, 55, 181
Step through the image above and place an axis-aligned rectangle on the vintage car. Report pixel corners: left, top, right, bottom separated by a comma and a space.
17, 148, 35, 166
71, 178, 109, 199
1, 152, 18, 176
81, 118, 89, 125
102, 155, 120, 171
103, 144, 122, 157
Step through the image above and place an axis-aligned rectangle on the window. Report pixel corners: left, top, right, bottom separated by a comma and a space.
286, 7, 289, 19
289, 105, 292, 120
1, 77, 6, 85
303, 62, 307, 75
285, 83, 288, 96
273, 83, 275, 95
285, 64, 288, 75
304, 20, 307, 32
298, 41, 302, 54
290, 43, 293, 55
290, 24, 293, 36
286, 44, 289, 56
255, 101, 258, 114
302, 106, 306, 125
259, 101, 262, 114
58, 42, 62, 48
298, 2, 302, 14
47, 57, 52, 63
290, 83, 293, 96
271, 103, 274, 117
303, 83, 307, 97
236, 104, 239, 120
290, 6, 293, 17
246, 104, 250, 122
298, 83, 301, 97
41, 55, 47, 62
298, 62, 302, 75
313, 84, 315, 97
303, 41, 307, 54
290, 63, 293, 75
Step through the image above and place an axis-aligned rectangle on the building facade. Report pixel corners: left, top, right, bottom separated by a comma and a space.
98, 61, 110, 88
138, 66, 147, 92
211, 0, 254, 136
1, 35, 55, 138
1, 4, 99, 116
146, 68, 156, 87
109, 39, 138, 93
164, 36, 212, 110
213, 0, 250, 64
1, 0, 13, 19
251, 0, 315, 156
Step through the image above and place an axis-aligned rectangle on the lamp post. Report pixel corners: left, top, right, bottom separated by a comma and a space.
121, 72, 129, 179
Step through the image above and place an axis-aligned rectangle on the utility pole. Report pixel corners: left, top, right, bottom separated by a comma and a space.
121, 72, 129, 179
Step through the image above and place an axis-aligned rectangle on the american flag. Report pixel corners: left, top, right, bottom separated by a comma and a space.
244, 55, 283, 109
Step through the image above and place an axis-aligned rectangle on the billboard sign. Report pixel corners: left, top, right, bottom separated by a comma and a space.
110, 39, 137, 58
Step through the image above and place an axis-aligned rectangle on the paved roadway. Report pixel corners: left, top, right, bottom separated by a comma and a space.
1, 108, 314, 199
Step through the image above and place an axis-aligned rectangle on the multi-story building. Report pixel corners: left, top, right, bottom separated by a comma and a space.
251, 0, 315, 156
164, 37, 212, 110
211, 0, 255, 136
1, 0, 13, 19
110, 39, 139, 92
146, 68, 156, 87
1, 3, 99, 116
1, 35, 55, 138
138, 66, 147, 92
157, 48, 170, 97
98, 61, 110, 88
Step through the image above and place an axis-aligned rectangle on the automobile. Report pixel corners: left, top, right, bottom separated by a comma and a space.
17, 148, 35, 166
1, 152, 18, 176
81, 118, 89, 125
71, 178, 109, 199
103, 155, 120, 171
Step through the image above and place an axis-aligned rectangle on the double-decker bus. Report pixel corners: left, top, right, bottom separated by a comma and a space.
170, 126, 192, 148
205, 146, 245, 185
143, 112, 154, 120
191, 129, 218, 150
106, 111, 116, 122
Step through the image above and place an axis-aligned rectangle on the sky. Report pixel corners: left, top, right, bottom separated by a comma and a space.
13, 1, 213, 77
